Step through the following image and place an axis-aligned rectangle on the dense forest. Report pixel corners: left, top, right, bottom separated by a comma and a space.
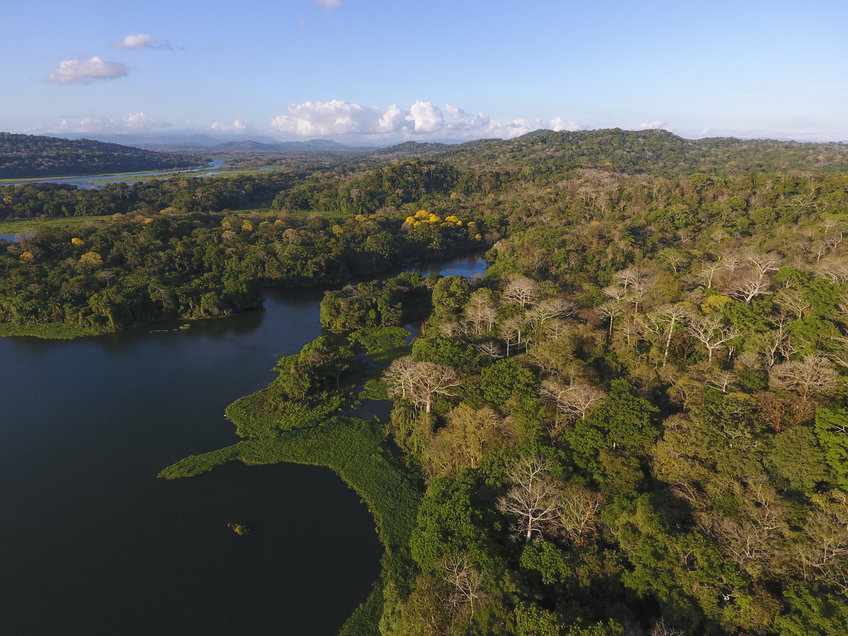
6, 129, 848, 634
0, 133, 199, 178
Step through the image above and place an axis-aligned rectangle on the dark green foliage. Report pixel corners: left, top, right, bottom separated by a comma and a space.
0, 132, 197, 178
773, 583, 848, 636
410, 470, 501, 574
815, 408, 848, 489
520, 539, 572, 585
568, 379, 659, 482
320, 274, 432, 332
411, 335, 480, 370
349, 326, 411, 366
481, 359, 536, 407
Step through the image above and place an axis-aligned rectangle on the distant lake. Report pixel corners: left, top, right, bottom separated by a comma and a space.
4, 158, 229, 189
0, 233, 34, 243
0, 254, 486, 635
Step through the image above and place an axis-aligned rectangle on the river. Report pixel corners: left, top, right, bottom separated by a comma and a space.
0, 254, 486, 635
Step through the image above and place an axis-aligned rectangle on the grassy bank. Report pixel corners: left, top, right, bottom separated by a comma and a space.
159, 416, 421, 635
0, 322, 105, 339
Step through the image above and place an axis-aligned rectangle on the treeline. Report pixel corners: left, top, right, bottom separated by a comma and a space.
0, 132, 198, 178
0, 172, 303, 221
0, 208, 481, 332
411, 129, 848, 178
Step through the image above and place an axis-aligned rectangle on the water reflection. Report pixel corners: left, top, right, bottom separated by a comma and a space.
0, 253, 486, 635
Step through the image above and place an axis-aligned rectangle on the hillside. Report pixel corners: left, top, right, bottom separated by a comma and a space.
0, 133, 200, 178
378, 128, 848, 178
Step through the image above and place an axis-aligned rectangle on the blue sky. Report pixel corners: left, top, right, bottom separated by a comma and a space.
3, 0, 848, 143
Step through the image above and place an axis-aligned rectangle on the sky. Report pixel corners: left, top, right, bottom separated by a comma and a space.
3, 0, 848, 144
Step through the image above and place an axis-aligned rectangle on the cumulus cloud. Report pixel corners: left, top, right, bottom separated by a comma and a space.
210, 119, 251, 133
270, 100, 384, 136
57, 112, 166, 133
635, 120, 673, 132
315, 0, 343, 9
49, 56, 132, 85
270, 100, 582, 141
111, 33, 172, 49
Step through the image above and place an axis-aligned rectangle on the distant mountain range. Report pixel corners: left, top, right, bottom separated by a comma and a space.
5, 129, 848, 181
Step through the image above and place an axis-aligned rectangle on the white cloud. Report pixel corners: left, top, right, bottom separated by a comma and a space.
407, 101, 444, 133
49, 56, 132, 85
315, 0, 343, 9
210, 119, 251, 133
377, 104, 406, 132
270, 100, 582, 141
54, 112, 166, 133
271, 100, 384, 136
635, 120, 673, 132
111, 33, 172, 49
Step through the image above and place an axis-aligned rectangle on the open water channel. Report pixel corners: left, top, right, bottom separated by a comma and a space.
0, 255, 485, 635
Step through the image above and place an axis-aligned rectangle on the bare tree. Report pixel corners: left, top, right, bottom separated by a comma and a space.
558, 484, 604, 542
729, 272, 771, 304
544, 318, 569, 341
498, 456, 561, 544
384, 355, 419, 400
528, 298, 576, 328
540, 379, 605, 430
441, 553, 486, 617
384, 357, 462, 414
463, 289, 498, 335
745, 251, 781, 280
687, 315, 740, 362
474, 340, 503, 360
641, 303, 690, 366
694, 260, 723, 289
707, 370, 738, 393
774, 288, 810, 319
502, 275, 540, 308
598, 301, 624, 341
769, 355, 841, 412
499, 315, 526, 358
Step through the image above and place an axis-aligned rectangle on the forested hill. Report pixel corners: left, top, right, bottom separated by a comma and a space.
377, 129, 848, 177
0, 133, 199, 178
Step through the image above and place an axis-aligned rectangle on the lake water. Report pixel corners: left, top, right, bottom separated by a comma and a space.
4, 158, 229, 189
0, 254, 486, 635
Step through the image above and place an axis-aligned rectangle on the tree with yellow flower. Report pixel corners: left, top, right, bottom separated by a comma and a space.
71, 237, 85, 246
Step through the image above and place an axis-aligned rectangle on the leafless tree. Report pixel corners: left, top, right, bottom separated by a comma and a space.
694, 260, 723, 289
707, 370, 738, 393
598, 301, 624, 341
729, 272, 771, 304
474, 340, 503, 360
774, 288, 810, 319
384, 357, 462, 414
687, 315, 740, 362
650, 618, 685, 636
463, 290, 498, 335
745, 251, 781, 280
769, 355, 841, 410
540, 379, 605, 429
499, 315, 526, 358
544, 318, 569, 341
558, 484, 604, 542
815, 255, 848, 282
441, 553, 486, 616
642, 303, 690, 366
502, 275, 541, 308
498, 456, 561, 544
528, 298, 576, 328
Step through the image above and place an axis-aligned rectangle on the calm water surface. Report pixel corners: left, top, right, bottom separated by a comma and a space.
0, 255, 485, 636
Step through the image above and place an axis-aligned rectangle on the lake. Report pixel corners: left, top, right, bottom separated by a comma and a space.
0, 254, 486, 635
